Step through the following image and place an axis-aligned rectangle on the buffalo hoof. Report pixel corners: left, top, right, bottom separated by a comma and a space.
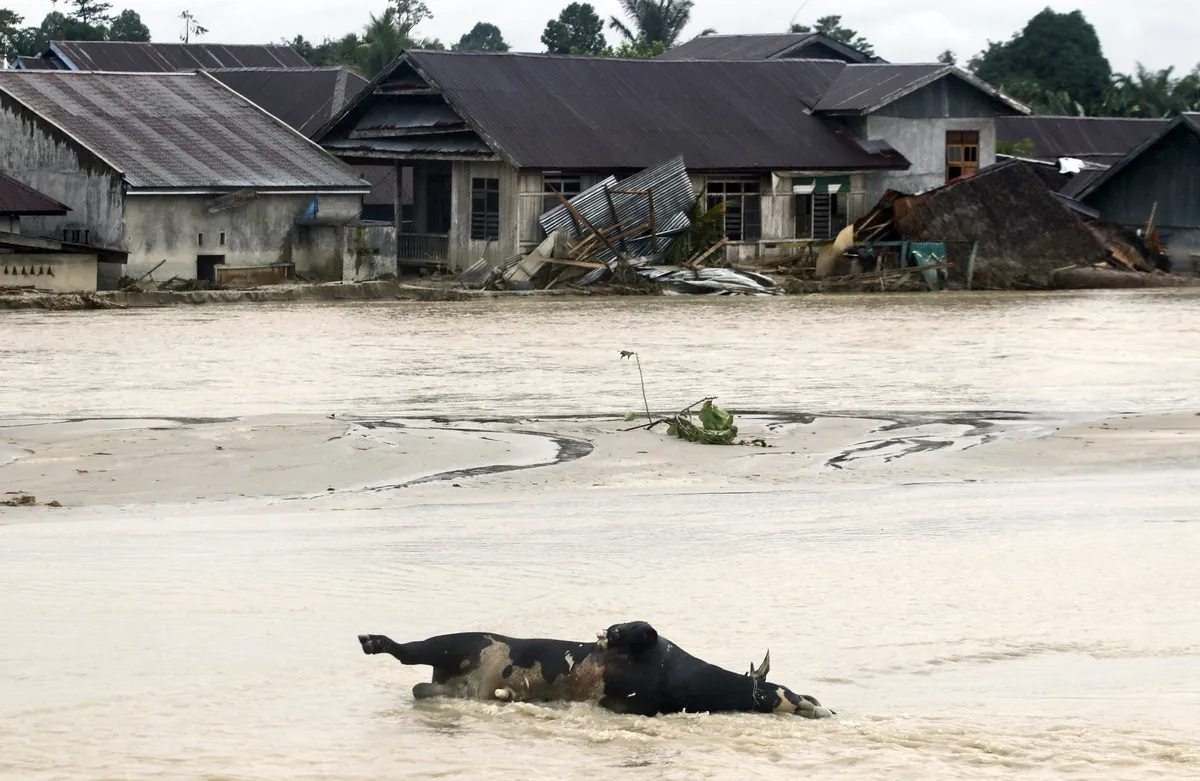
359, 634, 387, 655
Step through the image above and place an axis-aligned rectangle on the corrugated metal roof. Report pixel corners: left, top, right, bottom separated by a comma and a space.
656, 33, 870, 63
995, 116, 1169, 164
813, 64, 946, 112
0, 172, 70, 214
1065, 113, 1200, 200
11, 55, 61, 70
0, 71, 365, 190
206, 67, 368, 138
402, 52, 901, 171
49, 41, 309, 72
813, 63, 1029, 115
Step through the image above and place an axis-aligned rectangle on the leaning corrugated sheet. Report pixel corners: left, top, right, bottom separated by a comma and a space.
0, 71, 364, 190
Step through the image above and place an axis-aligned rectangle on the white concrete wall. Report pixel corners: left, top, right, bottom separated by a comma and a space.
123, 192, 362, 280
0, 99, 125, 247
864, 116, 998, 206
0, 253, 98, 292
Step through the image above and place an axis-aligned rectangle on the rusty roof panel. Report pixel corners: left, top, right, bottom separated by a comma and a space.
995, 116, 1168, 164
0, 173, 70, 214
11, 55, 61, 70
50, 41, 309, 72
206, 67, 368, 138
404, 52, 901, 171
0, 71, 364, 190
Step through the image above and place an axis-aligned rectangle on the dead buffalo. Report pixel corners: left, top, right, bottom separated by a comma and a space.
357, 620, 833, 719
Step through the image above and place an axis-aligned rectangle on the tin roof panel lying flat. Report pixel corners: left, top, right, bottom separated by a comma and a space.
401, 52, 902, 171
50, 41, 310, 72
0, 71, 364, 190
0, 172, 70, 214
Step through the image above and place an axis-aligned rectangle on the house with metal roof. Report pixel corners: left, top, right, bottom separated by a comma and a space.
656, 32, 876, 64
1064, 114, 1200, 273
0, 172, 115, 292
316, 51, 1027, 273
0, 70, 368, 284
996, 116, 1169, 166
13, 41, 309, 72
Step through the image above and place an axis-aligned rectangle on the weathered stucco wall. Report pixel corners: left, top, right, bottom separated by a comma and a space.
123, 193, 362, 280
0, 98, 125, 247
864, 116, 998, 206
343, 223, 399, 281
0, 215, 16, 233
0, 252, 98, 292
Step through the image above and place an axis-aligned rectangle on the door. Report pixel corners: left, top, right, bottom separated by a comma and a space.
197, 255, 225, 283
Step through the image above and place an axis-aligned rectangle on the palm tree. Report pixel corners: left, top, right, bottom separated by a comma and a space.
356, 7, 442, 78
609, 0, 696, 48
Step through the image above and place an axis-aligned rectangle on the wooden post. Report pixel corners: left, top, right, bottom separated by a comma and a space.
647, 187, 658, 254
549, 185, 624, 261
602, 185, 629, 254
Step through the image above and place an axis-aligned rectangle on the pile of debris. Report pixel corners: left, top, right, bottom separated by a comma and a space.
807, 161, 1192, 292
459, 156, 779, 296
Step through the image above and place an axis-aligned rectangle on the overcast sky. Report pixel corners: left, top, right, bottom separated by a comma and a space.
5, 0, 1196, 74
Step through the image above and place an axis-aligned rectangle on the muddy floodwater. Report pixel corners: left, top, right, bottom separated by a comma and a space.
2, 291, 1200, 780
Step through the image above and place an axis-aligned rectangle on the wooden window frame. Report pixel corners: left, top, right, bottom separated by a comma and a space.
470, 177, 501, 241
706, 178, 762, 242
946, 130, 980, 182
543, 175, 582, 215
795, 192, 848, 240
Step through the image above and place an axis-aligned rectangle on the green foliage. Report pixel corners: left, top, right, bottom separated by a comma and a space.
790, 15, 874, 57
937, 50, 956, 65
179, 10, 206, 43
969, 9, 1111, 114
996, 137, 1037, 158
542, 3, 606, 55
611, 36, 667, 58
0, 8, 22, 43
666, 193, 728, 264
453, 22, 509, 52
351, 3, 442, 77
609, 0, 695, 48
667, 399, 739, 445
107, 9, 148, 42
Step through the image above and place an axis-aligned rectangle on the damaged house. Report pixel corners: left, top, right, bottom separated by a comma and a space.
997, 114, 1200, 272
0, 70, 367, 285
317, 50, 1027, 276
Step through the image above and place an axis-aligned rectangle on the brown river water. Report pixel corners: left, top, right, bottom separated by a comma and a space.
2, 291, 1199, 780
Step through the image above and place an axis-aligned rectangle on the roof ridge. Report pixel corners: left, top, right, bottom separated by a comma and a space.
53, 40, 297, 48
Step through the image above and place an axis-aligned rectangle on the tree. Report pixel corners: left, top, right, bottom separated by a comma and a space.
968, 9, 1111, 115
179, 10, 207, 43
51, 0, 112, 25
1104, 65, 1200, 118
453, 22, 509, 52
354, 5, 441, 78
542, 3, 606, 55
790, 15, 874, 57
108, 9, 149, 42
612, 36, 667, 58
609, 0, 695, 48
20, 10, 105, 53
937, 50, 956, 65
